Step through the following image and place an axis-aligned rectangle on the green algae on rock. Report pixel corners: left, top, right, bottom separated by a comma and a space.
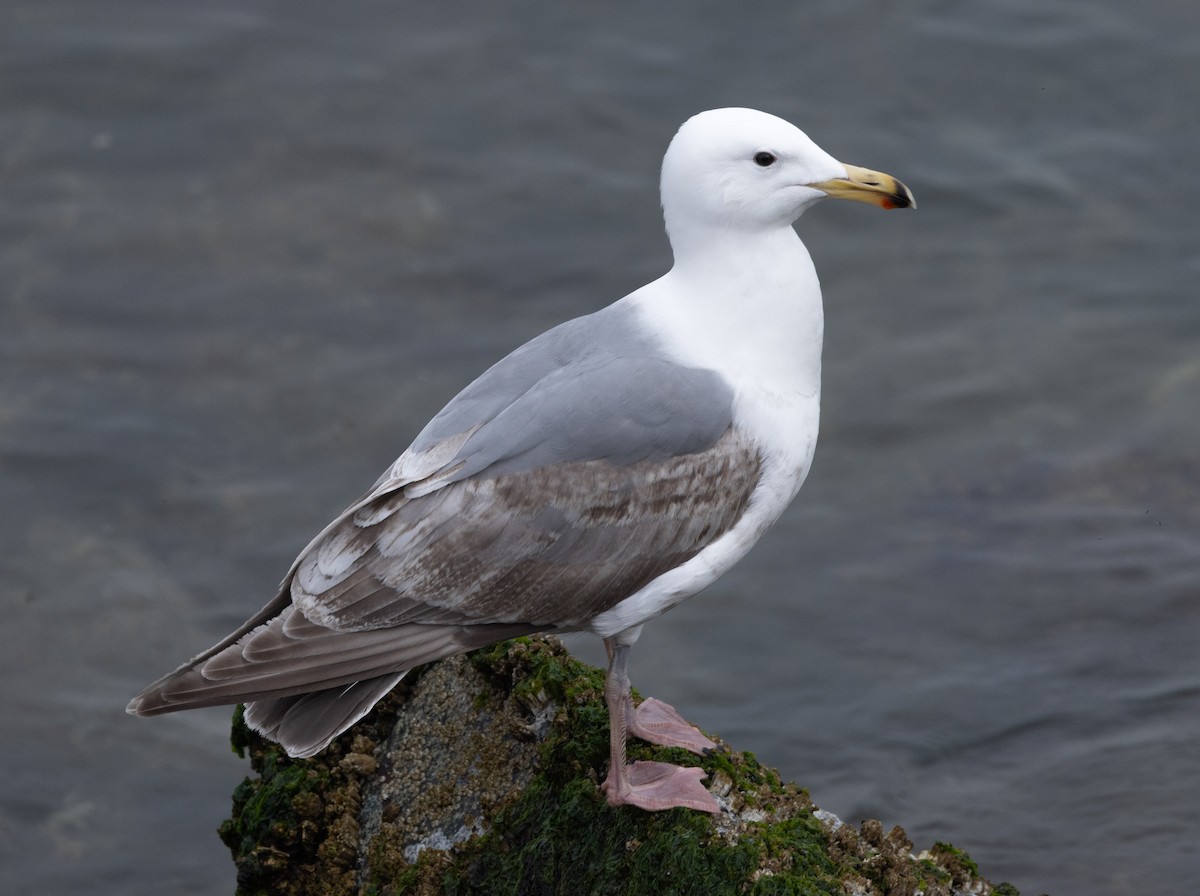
219, 636, 1021, 896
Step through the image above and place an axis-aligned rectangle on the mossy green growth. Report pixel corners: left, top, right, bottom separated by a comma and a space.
219, 741, 331, 895
931, 840, 981, 877
222, 753, 324, 859
446, 777, 755, 896
219, 680, 420, 896
417, 637, 903, 896
223, 636, 1021, 896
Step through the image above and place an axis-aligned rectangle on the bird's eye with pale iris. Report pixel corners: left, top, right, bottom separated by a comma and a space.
753, 151, 777, 167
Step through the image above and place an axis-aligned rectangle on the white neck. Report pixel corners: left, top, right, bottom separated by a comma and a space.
630, 224, 824, 397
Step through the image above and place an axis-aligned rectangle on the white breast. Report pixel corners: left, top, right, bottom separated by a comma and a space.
584, 382, 819, 639
585, 243, 825, 639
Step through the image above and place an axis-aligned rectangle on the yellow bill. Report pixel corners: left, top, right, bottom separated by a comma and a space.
811, 163, 915, 210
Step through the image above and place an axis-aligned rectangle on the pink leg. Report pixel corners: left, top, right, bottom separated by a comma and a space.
599, 638, 719, 814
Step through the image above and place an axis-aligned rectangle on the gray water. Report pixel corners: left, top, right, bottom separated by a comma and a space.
3, 2, 1198, 894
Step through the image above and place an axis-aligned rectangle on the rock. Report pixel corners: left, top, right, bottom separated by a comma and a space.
219, 636, 1024, 896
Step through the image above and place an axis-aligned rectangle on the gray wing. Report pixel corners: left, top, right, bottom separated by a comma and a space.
291, 300, 755, 630
393, 302, 736, 481
128, 303, 761, 753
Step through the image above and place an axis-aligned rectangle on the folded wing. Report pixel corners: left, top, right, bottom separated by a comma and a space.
127, 303, 763, 756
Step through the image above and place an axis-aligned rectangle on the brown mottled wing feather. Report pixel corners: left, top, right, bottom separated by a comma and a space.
127, 428, 761, 723
292, 426, 762, 632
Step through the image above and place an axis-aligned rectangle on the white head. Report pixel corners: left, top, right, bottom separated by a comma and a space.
659, 107, 913, 248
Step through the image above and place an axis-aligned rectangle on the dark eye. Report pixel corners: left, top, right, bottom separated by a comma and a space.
753, 151, 777, 167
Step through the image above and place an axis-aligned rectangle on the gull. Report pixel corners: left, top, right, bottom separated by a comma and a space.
128, 107, 913, 814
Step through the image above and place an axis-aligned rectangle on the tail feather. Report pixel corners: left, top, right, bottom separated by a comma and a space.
243, 673, 408, 758
126, 609, 462, 714
127, 601, 545, 757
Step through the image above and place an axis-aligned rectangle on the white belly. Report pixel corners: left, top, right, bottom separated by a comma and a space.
586, 382, 819, 639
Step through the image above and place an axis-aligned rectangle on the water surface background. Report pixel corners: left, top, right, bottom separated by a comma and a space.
3, 2, 1198, 894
